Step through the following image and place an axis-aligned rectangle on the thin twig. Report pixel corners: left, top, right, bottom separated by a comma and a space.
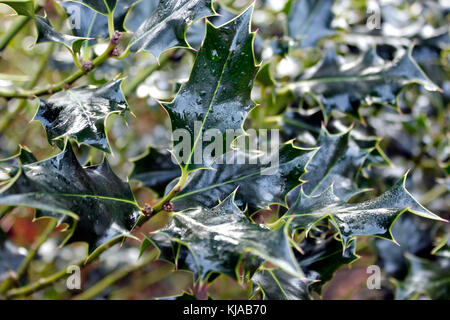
0, 219, 58, 294
72, 248, 158, 300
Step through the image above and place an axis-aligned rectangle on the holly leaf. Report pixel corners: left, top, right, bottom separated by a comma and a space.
34, 79, 129, 153
60, 0, 138, 45
160, 5, 258, 172
171, 142, 316, 212
395, 255, 450, 300
288, 47, 440, 119
153, 192, 302, 281
35, 16, 89, 53
287, 174, 446, 247
251, 269, 313, 300
0, 0, 34, 17
68, 0, 117, 15
286, 0, 336, 48
128, 0, 216, 58
130, 147, 181, 197
301, 127, 389, 201
0, 145, 141, 253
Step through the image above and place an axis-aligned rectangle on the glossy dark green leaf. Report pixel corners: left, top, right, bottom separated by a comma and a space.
288, 47, 440, 118
128, 0, 216, 58
35, 16, 88, 53
0, 0, 34, 17
252, 269, 312, 300
130, 147, 181, 196
395, 255, 450, 300
161, 6, 258, 172
0, 145, 141, 252
154, 192, 302, 281
298, 237, 358, 293
34, 79, 129, 152
287, 174, 445, 247
0, 229, 26, 282
68, 0, 117, 15
301, 127, 389, 200
287, 0, 335, 48
61, 0, 138, 45
171, 143, 315, 212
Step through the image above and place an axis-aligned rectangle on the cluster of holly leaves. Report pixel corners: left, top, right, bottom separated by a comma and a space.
0, 0, 448, 300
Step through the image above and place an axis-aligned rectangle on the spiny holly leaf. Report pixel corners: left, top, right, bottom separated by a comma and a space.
170, 143, 315, 212
0, 229, 26, 282
298, 236, 358, 294
68, 0, 117, 15
153, 192, 302, 281
301, 127, 390, 201
61, 0, 138, 45
161, 5, 258, 172
286, 174, 445, 247
395, 255, 450, 300
0, 0, 34, 17
128, 0, 216, 58
251, 269, 312, 300
0, 145, 141, 253
34, 79, 129, 153
130, 147, 181, 197
35, 16, 89, 53
288, 47, 440, 119
286, 0, 335, 48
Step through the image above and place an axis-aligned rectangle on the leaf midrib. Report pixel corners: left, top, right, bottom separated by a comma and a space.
173, 157, 299, 201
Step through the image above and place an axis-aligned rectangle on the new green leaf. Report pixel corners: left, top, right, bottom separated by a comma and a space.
0, 0, 34, 17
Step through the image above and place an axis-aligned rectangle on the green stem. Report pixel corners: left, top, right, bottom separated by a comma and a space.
0, 219, 58, 294
107, 13, 115, 39
0, 1, 42, 52
0, 43, 55, 132
0, 41, 118, 99
4, 236, 124, 299
72, 249, 158, 300
422, 184, 448, 206
123, 54, 171, 96
136, 169, 189, 227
